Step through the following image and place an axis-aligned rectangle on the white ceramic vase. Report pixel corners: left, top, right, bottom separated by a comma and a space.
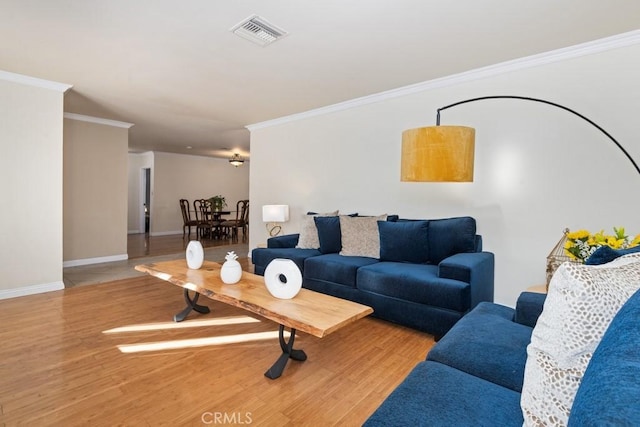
220, 251, 242, 284
186, 240, 204, 269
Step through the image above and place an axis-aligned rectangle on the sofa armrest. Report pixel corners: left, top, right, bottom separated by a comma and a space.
438, 252, 495, 308
267, 234, 299, 248
514, 292, 546, 327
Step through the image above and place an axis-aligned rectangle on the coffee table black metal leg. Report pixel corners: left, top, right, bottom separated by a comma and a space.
264, 325, 307, 379
174, 289, 210, 322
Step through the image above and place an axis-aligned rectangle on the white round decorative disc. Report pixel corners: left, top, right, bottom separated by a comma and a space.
263, 258, 302, 299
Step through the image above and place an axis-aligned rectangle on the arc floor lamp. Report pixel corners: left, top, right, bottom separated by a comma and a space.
401, 95, 640, 182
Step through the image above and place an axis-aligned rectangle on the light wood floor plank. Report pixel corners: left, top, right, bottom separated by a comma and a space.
1, 265, 434, 426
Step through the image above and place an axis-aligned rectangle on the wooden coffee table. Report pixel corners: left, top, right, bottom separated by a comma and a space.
135, 260, 373, 379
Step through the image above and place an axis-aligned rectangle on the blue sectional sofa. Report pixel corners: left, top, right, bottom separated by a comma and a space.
252, 216, 495, 337
364, 289, 640, 426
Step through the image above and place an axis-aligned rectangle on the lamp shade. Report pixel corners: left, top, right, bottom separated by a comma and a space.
401, 125, 475, 182
262, 205, 289, 222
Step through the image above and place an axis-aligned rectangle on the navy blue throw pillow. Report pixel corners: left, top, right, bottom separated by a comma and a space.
585, 245, 640, 265
378, 220, 429, 263
314, 216, 342, 254
428, 216, 476, 264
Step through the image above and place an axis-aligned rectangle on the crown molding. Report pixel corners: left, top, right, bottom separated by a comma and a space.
247, 29, 640, 131
0, 70, 72, 93
64, 112, 134, 129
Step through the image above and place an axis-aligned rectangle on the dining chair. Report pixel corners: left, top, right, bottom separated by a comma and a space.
196, 199, 222, 240
221, 200, 249, 242
179, 199, 200, 238
193, 199, 207, 238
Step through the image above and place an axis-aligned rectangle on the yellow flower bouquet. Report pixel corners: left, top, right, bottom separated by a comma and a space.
564, 227, 640, 263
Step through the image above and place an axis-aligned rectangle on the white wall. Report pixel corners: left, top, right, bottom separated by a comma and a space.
150, 152, 250, 235
0, 72, 69, 298
63, 117, 129, 265
249, 39, 640, 306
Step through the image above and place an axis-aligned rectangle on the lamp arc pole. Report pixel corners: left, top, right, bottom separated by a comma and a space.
435, 95, 640, 176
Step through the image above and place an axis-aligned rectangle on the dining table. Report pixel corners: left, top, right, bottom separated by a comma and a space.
205, 210, 231, 239
208, 210, 230, 221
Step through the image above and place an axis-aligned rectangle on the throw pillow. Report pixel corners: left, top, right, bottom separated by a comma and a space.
585, 244, 640, 265
378, 220, 429, 263
339, 214, 387, 258
314, 216, 342, 254
567, 288, 640, 426
296, 210, 338, 249
428, 216, 477, 264
520, 253, 640, 426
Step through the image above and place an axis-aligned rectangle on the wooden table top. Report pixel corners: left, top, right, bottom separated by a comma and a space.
135, 260, 373, 338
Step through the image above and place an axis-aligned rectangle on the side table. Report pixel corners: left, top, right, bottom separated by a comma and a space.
526, 284, 547, 294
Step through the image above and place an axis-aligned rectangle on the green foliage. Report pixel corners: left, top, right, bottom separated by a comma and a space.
209, 195, 227, 211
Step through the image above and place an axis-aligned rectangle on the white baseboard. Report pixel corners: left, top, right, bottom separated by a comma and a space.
0, 281, 65, 300
128, 229, 141, 234
63, 254, 128, 268
149, 230, 182, 237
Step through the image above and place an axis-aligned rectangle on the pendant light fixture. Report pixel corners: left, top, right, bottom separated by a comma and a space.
229, 153, 245, 167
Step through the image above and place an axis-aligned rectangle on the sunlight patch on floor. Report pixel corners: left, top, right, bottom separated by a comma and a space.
103, 316, 260, 334
117, 330, 288, 353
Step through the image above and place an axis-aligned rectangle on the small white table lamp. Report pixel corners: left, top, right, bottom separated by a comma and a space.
262, 205, 289, 237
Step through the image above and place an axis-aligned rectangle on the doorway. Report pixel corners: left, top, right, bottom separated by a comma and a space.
140, 168, 151, 233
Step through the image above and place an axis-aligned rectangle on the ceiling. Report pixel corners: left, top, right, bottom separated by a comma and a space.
2, 1, 639, 160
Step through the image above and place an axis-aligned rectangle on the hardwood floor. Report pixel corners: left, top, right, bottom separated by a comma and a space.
1, 236, 435, 426
128, 231, 245, 259
64, 234, 251, 288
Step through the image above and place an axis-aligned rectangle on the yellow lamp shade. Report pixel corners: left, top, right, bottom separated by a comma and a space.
401, 125, 475, 182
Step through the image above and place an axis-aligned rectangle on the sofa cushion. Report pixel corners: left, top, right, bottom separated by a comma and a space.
251, 247, 320, 274
378, 220, 429, 263
356, 262, 469, 312
296, 210, 338, 249
568, 288, 640, 426
427, 301, 532, 392
521, 253, 640, 426
304, 253, 379, 288
314, 216, 341, 254
339, 214, 387, 258
428, 216, 477, 264
364, 360, 523, 427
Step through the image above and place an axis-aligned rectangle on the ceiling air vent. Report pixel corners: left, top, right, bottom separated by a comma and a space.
230, 15, 288, 46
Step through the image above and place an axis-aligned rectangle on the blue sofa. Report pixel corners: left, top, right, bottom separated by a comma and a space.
252, 216, 495, 337
365, 289, 640, 426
